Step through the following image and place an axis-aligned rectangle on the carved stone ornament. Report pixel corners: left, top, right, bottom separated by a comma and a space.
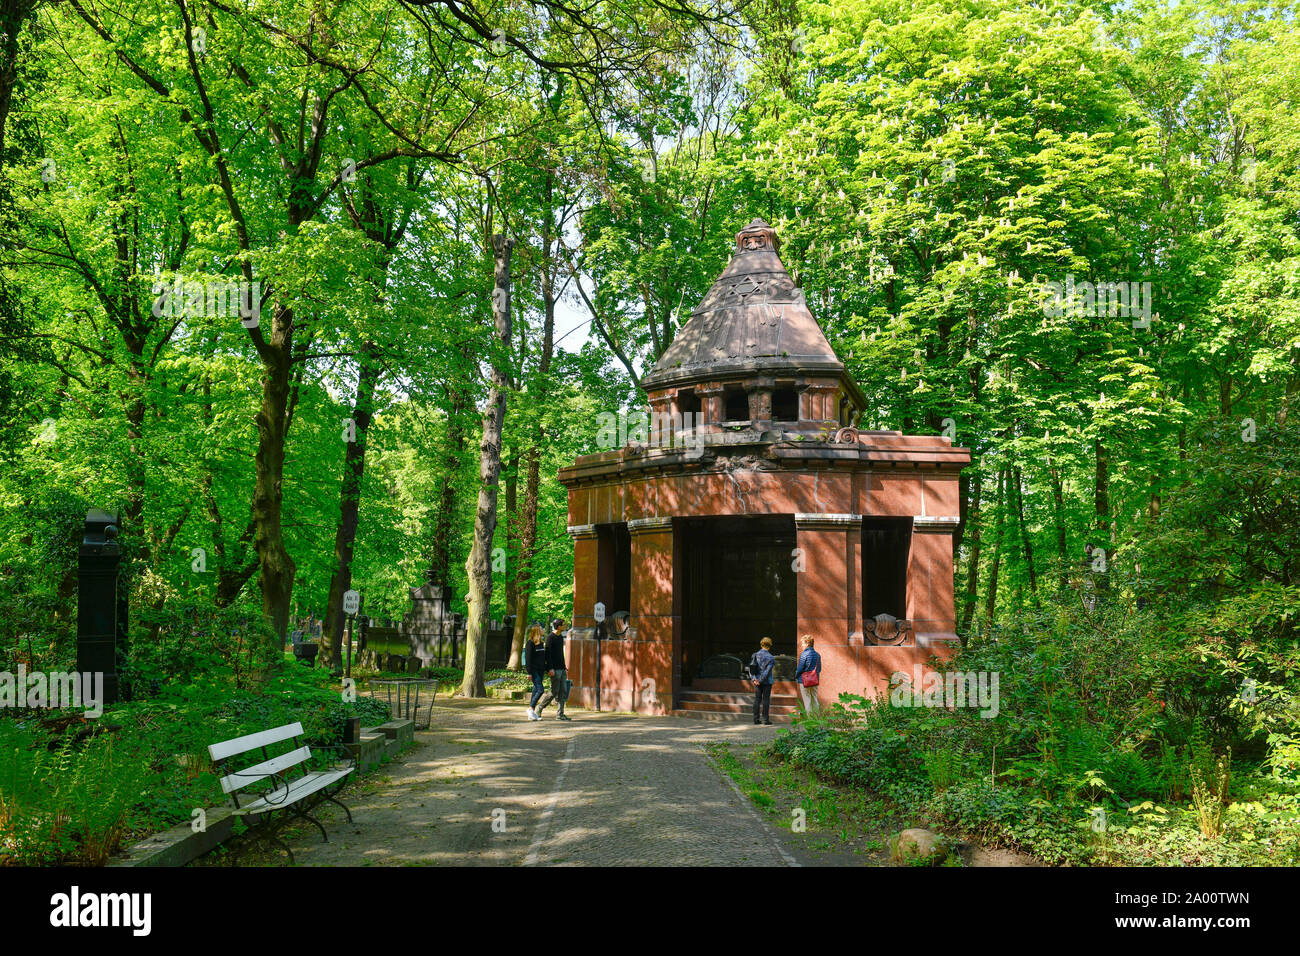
734, 219, 778, 253
864, 613, 914, 646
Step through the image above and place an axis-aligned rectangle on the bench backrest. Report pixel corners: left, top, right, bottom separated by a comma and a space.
208, 722, 312, 798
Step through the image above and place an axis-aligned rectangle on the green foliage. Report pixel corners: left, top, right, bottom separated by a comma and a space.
766, 588, 1300, 865
0, 723, 148, 866
0, 659, 389, 865
130, 596, 281, 691
3, 0, 1300, 867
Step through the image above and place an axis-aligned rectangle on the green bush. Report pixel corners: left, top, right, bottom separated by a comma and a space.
0, 721, 148, 866
762, 603, 1300, 866
0, 657, 392, 865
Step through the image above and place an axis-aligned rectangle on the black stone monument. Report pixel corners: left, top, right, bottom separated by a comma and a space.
77, 509, 128, 704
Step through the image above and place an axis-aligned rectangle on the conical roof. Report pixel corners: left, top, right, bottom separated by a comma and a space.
642, 219, 858, 400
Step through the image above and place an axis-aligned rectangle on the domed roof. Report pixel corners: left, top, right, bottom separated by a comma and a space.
641, 219, 860, 405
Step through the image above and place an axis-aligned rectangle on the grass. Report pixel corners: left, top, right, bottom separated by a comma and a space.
706, 740, 899, 864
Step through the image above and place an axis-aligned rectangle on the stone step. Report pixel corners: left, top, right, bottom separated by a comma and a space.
691, 678, 801, 694
364, 719, 416, 752
670, 708, 792, 723
679, 691, 798, 706
676, 698, 797, 716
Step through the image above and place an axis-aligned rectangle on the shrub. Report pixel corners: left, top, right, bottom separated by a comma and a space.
0, 722, 148, 866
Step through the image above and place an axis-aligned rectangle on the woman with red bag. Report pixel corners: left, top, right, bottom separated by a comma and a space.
794, 634, 822, 713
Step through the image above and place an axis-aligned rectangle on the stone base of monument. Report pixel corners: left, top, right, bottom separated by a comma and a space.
344, 732, 387, 772
365, 719, 415, 758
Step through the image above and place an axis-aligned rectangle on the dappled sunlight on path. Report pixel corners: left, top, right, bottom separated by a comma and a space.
272, 699, 803, 866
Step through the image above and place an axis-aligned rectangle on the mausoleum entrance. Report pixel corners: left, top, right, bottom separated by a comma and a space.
678, 515, 797, 687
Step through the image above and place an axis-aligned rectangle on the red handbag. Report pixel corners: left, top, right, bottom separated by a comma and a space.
800, 669, 819, 687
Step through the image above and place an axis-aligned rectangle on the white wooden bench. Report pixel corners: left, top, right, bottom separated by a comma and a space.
208, 721, 355, 863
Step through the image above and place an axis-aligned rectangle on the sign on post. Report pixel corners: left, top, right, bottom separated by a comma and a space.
593, 602, 606, 623
343, 589, 361, 616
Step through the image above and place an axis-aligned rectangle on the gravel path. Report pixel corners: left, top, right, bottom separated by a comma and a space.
268, 699, 812, 867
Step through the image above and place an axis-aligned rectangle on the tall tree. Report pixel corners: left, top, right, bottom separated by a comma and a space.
461, 232, 513, 697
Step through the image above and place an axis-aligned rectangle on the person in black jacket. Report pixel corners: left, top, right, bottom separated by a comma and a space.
534, 618, 571, 721
524, 624, 548, 721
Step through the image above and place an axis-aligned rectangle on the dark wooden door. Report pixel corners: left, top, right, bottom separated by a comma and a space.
681, 516, 796, 683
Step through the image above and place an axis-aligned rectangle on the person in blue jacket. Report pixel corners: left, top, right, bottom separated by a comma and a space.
748, 636, 776, 725
794, 634, 822, 713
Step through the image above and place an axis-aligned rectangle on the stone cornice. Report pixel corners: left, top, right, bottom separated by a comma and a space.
794, 512, 859, 529
627, 516, 673, 533
913, 515, 961, 531
566, 524, 598, 539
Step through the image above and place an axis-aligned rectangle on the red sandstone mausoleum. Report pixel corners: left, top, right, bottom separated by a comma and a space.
559, 219, 970, 719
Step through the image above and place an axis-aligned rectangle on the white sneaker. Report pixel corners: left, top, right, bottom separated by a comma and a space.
526, 708, 537, 720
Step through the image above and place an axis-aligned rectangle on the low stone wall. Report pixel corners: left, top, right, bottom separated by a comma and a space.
110, 720, 418, 867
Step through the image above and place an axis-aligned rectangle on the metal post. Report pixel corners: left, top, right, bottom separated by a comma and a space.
595, 620, 605, 712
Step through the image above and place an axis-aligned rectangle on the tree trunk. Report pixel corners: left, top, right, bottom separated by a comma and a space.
1013, 465, 1039, 604
509, 190, 558, 671
427, 348, 470, 586
1093, 436, 1111, 593
321, 341, 380, 672
460, 234, 513, 698
504, 448, 518, 615
0, 0, 36, 157
984, 466, 1008, 629
508, 446, 541, 670
1048, 457, 1068, 591
252, 303, 298, 647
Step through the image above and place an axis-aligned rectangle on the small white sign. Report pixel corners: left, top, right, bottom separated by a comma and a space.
342, 589, 361, 615
593, 602, 606, 623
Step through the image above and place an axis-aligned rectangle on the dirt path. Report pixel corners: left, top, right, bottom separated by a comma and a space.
203, 699, 1038, 867
212, 700, 816, 866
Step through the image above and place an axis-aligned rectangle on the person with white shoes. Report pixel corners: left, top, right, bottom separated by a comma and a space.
794, 633, 822, 713
534, 618, 571, 721
523, 624, 548, 721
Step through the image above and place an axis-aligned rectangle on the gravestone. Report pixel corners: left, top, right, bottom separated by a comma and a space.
77, 509, 128, 704
402, 583, 463, 667
772, 654, 798, 681
697, 654, 744, 680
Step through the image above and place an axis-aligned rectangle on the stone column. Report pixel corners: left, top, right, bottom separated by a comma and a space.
567, 524, 599, 710
794, 513, 861, 702
747, 376, 775, 423
648, 394, 672, 448
908, 515, 960, 646
696, 383, 724, 433
628, 516, 675, 715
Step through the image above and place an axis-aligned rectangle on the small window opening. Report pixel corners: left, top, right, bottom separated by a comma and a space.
676, 389, 701, 420
772, 387, 799, 422
724, 387, 749, 421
